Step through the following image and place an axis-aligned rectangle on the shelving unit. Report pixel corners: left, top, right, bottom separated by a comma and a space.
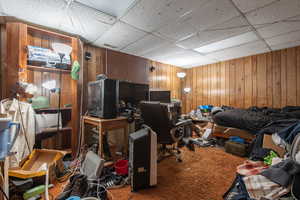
6, 22, 79, 155
27, 65, 71, 73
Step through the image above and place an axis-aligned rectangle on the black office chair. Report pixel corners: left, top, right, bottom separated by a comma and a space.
140, 101, 193, 162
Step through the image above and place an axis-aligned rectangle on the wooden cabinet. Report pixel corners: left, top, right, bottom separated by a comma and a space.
106, 49, 149, 84
107, 49, 129, 81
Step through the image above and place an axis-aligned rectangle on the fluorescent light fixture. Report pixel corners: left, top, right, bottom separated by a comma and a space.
51, 43, 72, 55
194, 32, 258, 54
42, 80, 56, 90
177, 72, 186, 78
184, 87, 191, 93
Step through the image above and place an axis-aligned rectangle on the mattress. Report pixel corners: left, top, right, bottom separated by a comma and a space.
213, 106, 300, 134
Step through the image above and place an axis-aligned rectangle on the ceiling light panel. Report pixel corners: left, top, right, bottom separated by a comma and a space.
256, 15, 300, 39
176, 16, 251, 49
121, 0, 208, 32
194, 32, 258, 54
76, 0, 136, 17
265, 29, 300, 46
232, 0, 277, 13
93, 21, 147, 50
246, 0, 300, 25
207, 40, 269, 61
157, 50, 216, 67
121, 34, 171, 56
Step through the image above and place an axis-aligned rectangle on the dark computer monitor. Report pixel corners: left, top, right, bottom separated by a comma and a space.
118, 81, 149, 107
149, 90, 171, 103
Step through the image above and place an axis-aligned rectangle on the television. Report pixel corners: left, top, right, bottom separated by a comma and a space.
149, 90, 171, 103
118, 81, 149, 107
87, 79, 117, 119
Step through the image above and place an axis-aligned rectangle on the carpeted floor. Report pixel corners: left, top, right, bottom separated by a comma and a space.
50, 147, 245, 200
109, 147, 244, 200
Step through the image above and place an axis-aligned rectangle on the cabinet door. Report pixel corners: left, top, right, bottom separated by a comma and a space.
127, 55, 149, 84
106, 49, 129, 81
107, 49, 149, 84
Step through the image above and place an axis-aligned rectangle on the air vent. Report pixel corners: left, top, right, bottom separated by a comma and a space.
103, 43, 118, 49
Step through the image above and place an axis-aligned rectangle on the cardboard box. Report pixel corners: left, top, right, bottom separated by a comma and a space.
9, 149, 66, 183
263, 134, 286, 157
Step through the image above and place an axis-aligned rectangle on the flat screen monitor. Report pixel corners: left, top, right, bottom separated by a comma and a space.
149, 90, 171, 103
118, 81, 149, 106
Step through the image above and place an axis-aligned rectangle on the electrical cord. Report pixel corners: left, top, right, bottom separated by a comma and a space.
16, 97, 32, 154
75, 38, 85, 158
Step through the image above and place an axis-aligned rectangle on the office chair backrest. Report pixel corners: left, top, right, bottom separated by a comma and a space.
140, 102, 174, 144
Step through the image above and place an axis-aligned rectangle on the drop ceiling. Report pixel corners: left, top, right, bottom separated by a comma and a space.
1, 0, 300, 68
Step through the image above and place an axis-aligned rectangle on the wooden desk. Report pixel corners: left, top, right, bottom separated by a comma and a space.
81, 116, 129, 158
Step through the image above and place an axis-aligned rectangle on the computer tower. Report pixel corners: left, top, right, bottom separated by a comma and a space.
129, 127, 157, 191
87, 78, 117, 119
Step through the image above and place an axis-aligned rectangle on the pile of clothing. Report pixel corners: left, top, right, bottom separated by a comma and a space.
224, 135, 300, 200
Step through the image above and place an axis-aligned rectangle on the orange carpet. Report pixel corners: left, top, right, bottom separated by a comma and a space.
50, 147, 245, 200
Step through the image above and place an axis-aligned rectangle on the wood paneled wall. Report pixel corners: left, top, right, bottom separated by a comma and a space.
83, 45, 183, 111
0, 24, 6, 100
184, 46, 300, 113
149, 61, 183, 100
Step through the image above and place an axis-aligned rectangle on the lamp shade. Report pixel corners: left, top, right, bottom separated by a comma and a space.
42, 80, 56, 90
25, 84, 38, 95
184, 87, 191, 93
177, 72, 186, 78
51, 43, 72, 55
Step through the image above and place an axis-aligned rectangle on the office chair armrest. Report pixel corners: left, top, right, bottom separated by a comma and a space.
174, 119, 192, 127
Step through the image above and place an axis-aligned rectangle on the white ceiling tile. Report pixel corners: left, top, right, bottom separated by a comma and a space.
232, 0, 277, 13
142, 44, 186, 61
93, 21, 147, 50
265, 30, 300, 46
176, 16, 251, 49
121, 0, 208, 32
188, 0, 240, 31
246, 0, 300, 25
76, 0, 136, 17
1, 0, 65, 28
208, 40, 269, 61
121, 34, 170, 56
194, 32, 258, 54
155, 15, 198, 41
257, 15, 300, 39
62, 2, 113, 41
270, 40, 300, 50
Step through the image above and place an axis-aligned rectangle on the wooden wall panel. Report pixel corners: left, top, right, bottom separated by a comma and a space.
0, 25, 6, 100
149, 61, 183, 101
184, 46, 300, 113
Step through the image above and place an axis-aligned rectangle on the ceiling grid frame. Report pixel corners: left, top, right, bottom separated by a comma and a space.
228, 0, 272, 51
